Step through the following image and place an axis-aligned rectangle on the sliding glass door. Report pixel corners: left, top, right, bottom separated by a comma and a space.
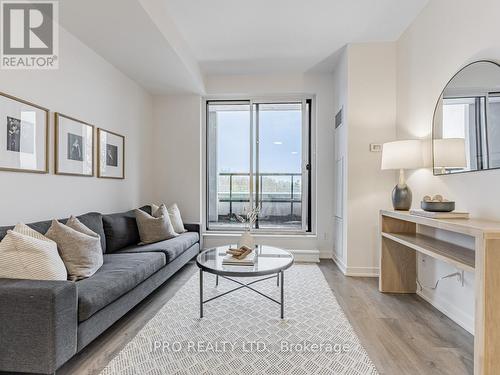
206, 98, 311, 232
207, 102, 251, 231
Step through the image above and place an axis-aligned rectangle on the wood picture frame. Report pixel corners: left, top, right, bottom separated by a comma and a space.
0, 91, 49, 174
97, 128, 125, 179
54, 112, 95, 177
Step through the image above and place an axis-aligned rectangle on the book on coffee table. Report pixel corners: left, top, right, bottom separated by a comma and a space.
409, 209, 469, 219
222, 252, 256, 266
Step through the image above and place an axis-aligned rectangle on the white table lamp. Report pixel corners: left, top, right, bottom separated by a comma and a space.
381, 140, 424, 210
433, 138, 467, 173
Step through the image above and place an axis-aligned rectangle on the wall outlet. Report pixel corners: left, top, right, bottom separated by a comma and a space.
370, 143, 382, 152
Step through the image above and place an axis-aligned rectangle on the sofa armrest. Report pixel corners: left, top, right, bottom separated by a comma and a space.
184, 222, 200, 234
184, 223, 202, 250
0, 278, 78, 374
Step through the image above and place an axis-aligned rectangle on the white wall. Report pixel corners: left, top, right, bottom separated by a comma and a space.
151, 73, 335, 258
151, 95, 201, 224
347, 43, 398, 275
332, 47, 348, 270
395, 0, 500, 333
332, 43, 397, 276
0, 27, 153, 225
397, 0, 500, 218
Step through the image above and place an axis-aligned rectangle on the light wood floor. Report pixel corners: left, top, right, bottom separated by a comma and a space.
57, 259, 473, 375
318, 261, 473, 375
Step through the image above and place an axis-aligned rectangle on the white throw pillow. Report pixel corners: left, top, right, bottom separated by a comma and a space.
0, 223, 67, 281
167, 203, 187, 233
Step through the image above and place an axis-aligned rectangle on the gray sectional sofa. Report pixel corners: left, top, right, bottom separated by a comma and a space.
0, 205, 201, 374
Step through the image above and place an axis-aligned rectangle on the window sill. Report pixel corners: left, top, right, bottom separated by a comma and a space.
202, 231, 317, 238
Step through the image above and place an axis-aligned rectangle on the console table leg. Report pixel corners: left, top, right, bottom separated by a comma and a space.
476, 236, 500, 374
199, 269, 204, 318
380, 216, 417, 293
216, 275, 219, 286
280, 271, 284, 319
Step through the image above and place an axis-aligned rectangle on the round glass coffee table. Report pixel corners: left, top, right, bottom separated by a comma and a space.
196, 245, 294, 319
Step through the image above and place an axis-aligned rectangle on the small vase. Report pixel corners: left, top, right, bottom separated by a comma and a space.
238, 230, 255, 249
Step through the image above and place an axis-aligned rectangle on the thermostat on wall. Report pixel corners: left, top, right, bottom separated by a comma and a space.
370, 143, 382, 152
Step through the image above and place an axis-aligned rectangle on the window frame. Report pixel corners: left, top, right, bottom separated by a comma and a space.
203, 95, 315, 235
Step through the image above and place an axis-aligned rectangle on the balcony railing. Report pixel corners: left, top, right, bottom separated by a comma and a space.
214, 172, 302, 228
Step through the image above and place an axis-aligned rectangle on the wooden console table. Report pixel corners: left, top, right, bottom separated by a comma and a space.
380, 210, 500, 375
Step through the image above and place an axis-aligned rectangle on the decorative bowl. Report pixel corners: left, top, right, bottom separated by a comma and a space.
421, 201, 455, 212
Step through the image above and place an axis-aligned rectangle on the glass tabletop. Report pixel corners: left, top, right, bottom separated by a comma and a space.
196, 245, 294, 277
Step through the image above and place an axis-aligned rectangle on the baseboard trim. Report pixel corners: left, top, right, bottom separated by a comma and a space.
331, 255, 379, 277
332, 254, 347, 274
344, 267, 379, 277
416, 289, 474, 335
289, 249, 320, 263
319, 250, 333, 259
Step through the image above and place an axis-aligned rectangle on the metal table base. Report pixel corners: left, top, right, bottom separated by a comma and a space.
199, 270, 285, 319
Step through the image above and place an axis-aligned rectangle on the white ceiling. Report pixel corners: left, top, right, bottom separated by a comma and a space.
164, 0, 430, 75
59, 0, 205, 95
60, 0, 429, 94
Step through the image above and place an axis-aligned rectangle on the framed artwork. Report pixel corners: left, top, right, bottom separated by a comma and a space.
0, 91, 49, 173
97, 128, 125, 179
55, 113, 94, 176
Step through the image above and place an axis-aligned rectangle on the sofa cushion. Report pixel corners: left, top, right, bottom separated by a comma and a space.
102, 206, 151, 253
76, 252, 165, 322
0, 212, 106, 253
118, 232, 199, 263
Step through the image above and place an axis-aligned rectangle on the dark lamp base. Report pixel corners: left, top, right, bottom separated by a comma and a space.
392, 184, 412, 211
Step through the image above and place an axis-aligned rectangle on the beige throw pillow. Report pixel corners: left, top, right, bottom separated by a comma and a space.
67, 215, 100, 237
153, 204, 179, 235
168, 203, 187, 233
135, 207, 177, 244
46, 217, 103, 281
0, 223, 67, 281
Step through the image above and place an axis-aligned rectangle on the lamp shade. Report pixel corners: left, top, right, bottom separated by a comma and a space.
381, 140, 424, 170
433, 138, 467, 168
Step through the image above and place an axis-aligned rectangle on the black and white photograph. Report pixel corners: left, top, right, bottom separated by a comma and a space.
6, 116, 21, 152
106, 143, 118, 166
7, 116, 35, 154
98, 128, 124, 179
55, 113, 94, 177
67, 133, 84, 161
0, 92, 48, 173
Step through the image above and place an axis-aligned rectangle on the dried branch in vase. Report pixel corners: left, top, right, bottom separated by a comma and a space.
235, 207, 260, 231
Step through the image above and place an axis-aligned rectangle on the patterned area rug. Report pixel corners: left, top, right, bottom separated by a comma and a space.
101, 264, 378, 375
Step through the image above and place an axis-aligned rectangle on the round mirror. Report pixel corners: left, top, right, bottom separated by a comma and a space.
432, 60, 500, 175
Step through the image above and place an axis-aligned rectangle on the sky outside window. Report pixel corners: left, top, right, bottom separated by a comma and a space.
217, 106, 302, 174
